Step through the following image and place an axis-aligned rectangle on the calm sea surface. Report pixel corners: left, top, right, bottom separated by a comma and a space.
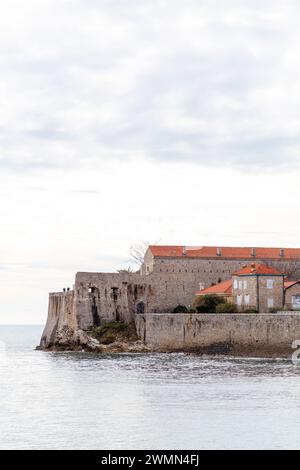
1, 325, 300, 450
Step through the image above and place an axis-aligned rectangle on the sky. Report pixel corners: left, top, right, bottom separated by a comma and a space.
2, 0, 300, 324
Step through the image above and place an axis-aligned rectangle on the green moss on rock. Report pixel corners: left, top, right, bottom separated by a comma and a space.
89, 322, 138, 345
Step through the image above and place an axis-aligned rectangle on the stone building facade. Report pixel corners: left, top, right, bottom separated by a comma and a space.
284, 281, 300, 310
232, 265, 285, 312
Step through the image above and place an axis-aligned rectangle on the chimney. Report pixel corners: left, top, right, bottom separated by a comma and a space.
280, 249, 285, 257
216, 247, 222, 257
251, 248, 256, 257
182, 246, 187, 256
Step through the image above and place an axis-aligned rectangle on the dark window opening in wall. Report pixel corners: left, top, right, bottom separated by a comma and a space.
116, 306, 121, 322
179, 270, 181, 272
91, 293, 100, 327
111, 287, 119, 301
89, 286, 96, 294
136, 302, 145, 314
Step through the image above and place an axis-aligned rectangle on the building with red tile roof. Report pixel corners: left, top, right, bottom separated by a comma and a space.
233, 263, 284, 276
195, 279, 233, 297
195, 263, 300, 313
138, 245, 300, 311
148, 245, 300, 260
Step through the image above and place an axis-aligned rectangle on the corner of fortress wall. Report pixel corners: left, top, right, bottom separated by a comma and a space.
39, 291, 76, 348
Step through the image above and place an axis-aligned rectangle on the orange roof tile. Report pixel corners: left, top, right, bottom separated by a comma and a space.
285, 280, 300, 289
233, 264, 284, 276
196, 279, 233, 296
149, 245, 300, 260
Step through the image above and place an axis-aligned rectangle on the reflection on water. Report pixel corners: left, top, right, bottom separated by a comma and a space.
0, 325, 300, 450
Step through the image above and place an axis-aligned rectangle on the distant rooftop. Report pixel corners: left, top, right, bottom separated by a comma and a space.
233, 264, 284, 276
149, 245, 300, 259
196, 279, 233, 296
196, 277, 295, 296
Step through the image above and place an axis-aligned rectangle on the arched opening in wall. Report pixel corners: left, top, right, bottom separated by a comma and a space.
136, 302, 145, 314
111, 287, 119, 302
115, 306, 121, 322
89, 286, 100, 327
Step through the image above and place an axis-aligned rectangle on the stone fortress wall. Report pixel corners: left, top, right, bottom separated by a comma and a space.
74, 256, 300, 329
40, 246, 300, 348
135, 313, 300, 355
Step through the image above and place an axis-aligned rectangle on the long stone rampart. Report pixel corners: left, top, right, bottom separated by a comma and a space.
135, 313, 300, 355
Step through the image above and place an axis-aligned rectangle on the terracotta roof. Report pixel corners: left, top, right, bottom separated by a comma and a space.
195, 279, 233, 296
149, 245, 300, 260
285, 280, 300, 289
233, 264, 284, 276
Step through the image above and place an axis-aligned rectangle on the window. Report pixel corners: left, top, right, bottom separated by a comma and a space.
237, 295, 242, 306
244, 294, 250, 306
267, 279, 274, 289
267, 298, 274, 308
233, 279, 238, 289
199, 282, 205, 291
243, 280, 247, 289
292, 295, 300, 308
239, 281, 243, 289
136, 302, 145, 314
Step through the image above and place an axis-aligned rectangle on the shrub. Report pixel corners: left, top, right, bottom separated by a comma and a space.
269, 308, 278, 313
194, 294, 226, 313
172, 305, 189, 313
89, 322, 138, 344
216, 302, 237, 313
244, 308, 258, 314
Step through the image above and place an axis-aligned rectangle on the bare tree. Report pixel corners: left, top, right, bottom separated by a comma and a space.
280, 261, 300, 280
130, 242, 150, 266
117, 267, 135, 274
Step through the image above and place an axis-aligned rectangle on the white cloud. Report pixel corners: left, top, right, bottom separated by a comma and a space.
1, 0, 300, 322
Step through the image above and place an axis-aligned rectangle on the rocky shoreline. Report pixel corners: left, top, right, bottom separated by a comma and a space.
37, 322, 153, 353
37, 318, 297, 358
37, 327, 294, 357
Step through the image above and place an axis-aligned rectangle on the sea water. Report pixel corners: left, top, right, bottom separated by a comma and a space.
1, 325, 300, 450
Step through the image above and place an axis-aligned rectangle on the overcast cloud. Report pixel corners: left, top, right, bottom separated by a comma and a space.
2, 1, 300, 323
1, 0, 300, 170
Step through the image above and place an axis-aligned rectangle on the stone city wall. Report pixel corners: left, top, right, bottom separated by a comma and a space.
135, 313, 300, 355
